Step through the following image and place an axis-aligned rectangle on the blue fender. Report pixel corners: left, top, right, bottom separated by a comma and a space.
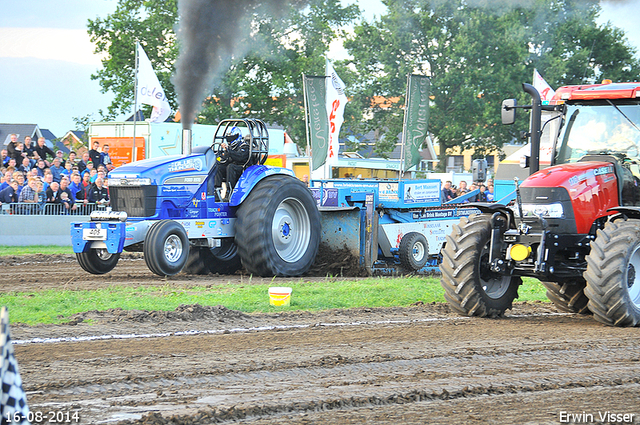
229, 165, 296, 206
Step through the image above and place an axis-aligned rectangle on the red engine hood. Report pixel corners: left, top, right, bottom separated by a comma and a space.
521, 162, 618, 234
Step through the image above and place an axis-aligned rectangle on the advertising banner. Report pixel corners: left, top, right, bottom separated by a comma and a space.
402, 74, 431, 172
303, 75, 329, 171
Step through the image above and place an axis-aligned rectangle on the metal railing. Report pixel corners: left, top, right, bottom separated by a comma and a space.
1, 202, 108, 216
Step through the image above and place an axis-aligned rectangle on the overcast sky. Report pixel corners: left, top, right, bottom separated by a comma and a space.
1, 0, 638, 138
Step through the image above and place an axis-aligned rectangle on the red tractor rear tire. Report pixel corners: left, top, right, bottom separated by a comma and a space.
584, 219, 640, 327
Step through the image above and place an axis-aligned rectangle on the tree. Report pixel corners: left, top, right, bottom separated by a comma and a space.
88, 0, 179, 120
195, 0, 359, 145
87, 0, 358, 147
344, 0, 640, 170
72, 114, 95, 145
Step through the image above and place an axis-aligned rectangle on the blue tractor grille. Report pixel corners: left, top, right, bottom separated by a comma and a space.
110, 186, 157, 218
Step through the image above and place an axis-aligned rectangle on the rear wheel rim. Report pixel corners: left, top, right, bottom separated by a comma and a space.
413, 241, 425, 262
627, 245, 640, 308
479, 242, 510, 299
271, 197, 311, 263
164, 234, 183, 263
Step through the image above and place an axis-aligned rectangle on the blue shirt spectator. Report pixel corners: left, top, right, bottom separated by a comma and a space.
49, 158, 64, 182
68, 174, 82, 200
61, 161, 73, 178
486, 184, 495, 202
441, 180, 456, 202
0, 181, 19, 204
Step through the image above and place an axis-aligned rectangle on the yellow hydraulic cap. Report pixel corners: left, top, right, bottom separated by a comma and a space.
510, 244, 531, 261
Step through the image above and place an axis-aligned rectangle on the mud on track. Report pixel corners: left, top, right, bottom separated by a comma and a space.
3, 255, 640, 424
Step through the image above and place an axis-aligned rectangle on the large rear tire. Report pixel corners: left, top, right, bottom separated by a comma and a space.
235, 176, 321, 276
541, 280, 591, 314
440, 214, 521, 317
144, 220, 190, 277
584, 219, 640, 326
76, 248, 120, 275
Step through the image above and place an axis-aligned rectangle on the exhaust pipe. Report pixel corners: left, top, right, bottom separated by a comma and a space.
522, 83, 541, 175
182, 128, 192, 155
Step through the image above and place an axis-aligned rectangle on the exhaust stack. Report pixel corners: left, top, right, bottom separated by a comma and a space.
182, 128, 192, 156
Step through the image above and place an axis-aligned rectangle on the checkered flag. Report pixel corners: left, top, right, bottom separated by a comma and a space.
1, 307, 30, 425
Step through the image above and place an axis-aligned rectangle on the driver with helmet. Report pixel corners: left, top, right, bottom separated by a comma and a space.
214, 126, 249, 201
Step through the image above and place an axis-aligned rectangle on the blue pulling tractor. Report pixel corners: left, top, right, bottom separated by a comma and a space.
71, 118, 487, 278
71, 119, 321, 277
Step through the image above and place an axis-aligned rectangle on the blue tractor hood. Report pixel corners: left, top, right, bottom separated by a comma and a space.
109, 151, 213, 186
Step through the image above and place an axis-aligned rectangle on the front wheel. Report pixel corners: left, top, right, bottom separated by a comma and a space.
76, 248, 120, 274
235, 176, 321, 276
144, 220, 190, 277
439, 214, 521, 317
584, 219, 640, 326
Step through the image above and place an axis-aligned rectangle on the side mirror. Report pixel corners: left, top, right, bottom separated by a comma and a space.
501, 99, 517, 125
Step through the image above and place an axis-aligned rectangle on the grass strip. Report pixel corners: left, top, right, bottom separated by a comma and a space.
0, 246, 74, 256
0, 277, 548, 325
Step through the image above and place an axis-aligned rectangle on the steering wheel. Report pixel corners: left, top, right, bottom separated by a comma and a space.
215, 143, 229, 164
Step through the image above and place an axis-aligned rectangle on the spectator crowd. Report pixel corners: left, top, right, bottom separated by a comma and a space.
0, 135, 113, 214
441, 179, 495, 203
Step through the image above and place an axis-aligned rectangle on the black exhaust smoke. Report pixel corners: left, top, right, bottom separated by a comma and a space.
173, 0, 299, 132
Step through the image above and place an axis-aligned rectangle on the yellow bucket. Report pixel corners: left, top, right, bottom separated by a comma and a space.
269, 287, 292, 306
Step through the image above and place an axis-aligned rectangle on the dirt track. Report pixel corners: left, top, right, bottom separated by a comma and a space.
3, 255, 640, 424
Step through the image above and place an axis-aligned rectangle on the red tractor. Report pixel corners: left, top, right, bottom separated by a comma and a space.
440, 81, 640, 326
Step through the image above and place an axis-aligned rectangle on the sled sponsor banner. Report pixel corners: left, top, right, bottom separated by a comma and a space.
403, 181, 440, 203
378, 182, 399, 201
402, 74, 430, 172
326, 61, 348, 164
137, 42, 171, 123
303, 75, 330, 171
321, 188, 339, 207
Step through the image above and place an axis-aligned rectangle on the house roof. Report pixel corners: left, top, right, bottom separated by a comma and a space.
0, 124, 42, 148
60, 130, 85, 142
40, 129, 57, 141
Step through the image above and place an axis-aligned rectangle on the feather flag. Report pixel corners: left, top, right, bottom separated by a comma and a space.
137, 43, 171, 123
533, 69, 556, 104
325, 61, 348, 164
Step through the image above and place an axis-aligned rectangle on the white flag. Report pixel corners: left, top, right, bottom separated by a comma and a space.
137, 43, 171, 123
533, 69, 556, 104
325, 61, 348, 163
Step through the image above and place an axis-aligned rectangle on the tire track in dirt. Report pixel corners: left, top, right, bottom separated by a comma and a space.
5, 256, 640, 424
16, 314, 640, 424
